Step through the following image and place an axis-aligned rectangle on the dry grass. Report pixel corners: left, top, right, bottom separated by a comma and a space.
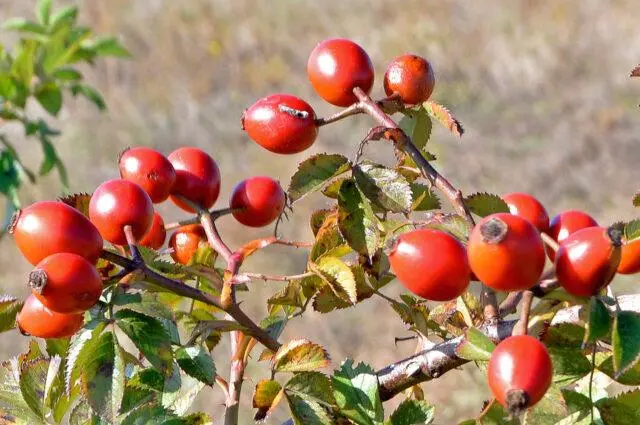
1, 0, 640, 423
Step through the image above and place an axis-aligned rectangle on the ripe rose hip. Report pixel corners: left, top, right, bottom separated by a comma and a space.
17, 295, 84, 339
555, 226, 621, 297
383, 54, 435, 105
242, 94, 318, 154
89, 179, 154, 245
169, 224, 207, 265
29, 252, 103, 314
546, 210, 598, 261
168, 147, 221, 213
307, 38, 375, 107
503, 192, 550, 233
388, 229, 470, 301
139, 212, 166, 250
230, 176, 286, 227
119, 146, 176, 203
468, 213, 545, 291
488, 335, 552, 415
10, 201, 103, 265
618, 239, 640, 275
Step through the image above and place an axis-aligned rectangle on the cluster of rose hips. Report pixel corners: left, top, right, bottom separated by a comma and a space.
10, 145, 286, 339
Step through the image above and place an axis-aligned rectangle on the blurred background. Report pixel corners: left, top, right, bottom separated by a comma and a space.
1, 0, 640, 423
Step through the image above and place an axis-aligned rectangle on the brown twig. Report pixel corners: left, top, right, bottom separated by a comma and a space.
123, 225, 142, 264
499, 291, 523, 316
165, 207, 240, 231
511, 290, 534, 336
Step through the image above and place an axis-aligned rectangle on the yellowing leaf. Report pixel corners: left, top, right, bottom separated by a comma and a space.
272, 339, 330, 373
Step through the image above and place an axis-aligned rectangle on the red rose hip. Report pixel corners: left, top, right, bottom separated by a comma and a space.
168, 147, 221, 213
139, 212, 166, 250
230, 176, 285, 227
10, 201, 103, 265
546, 210, 598, 261
119, 146, 176, 203
503, 192, 549, 233
388, 228, 470, 301
307, 38, 375, 106
488, 335, 552, 414
29, 252, 103, 314
618, 239, 640, 275
383, 54, 436, 105
169, 224, 208, 265
243, 94, 318, 154
89, 179, 154, 245
17, 295, 84, 339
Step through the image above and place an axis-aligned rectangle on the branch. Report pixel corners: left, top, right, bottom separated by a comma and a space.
376, 293, 640, 401
165, 207, 239, 231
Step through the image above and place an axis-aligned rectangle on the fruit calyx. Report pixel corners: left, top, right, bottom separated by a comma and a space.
505, 388, 530, 417
480, 217, 508, 244
606, 226, 623, 247
28, 269, 48, 294
7, 209, 22, 234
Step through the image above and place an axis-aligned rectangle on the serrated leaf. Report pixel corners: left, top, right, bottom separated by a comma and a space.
583, 297, 611, 346
314, 256, 357, 304
71, 84, 106, 110
477, 399, 519, 425
332, 359, 383, 425
597, 353, 640, 385
120, 404, 178, 425
353, 161, 412, 213
455, 328, 496, 361
311, 212, 350, 261
253, 379, 284, 422
423, 101, 464, 137
58, 193, 91, 217
595, 390, 640, 424
161, 366, 205, 416
631, 65, 640, 78
113, 293, 179, 344
612, 311, 640, 377
410, 184, 441, 211
457, 291, 482, 328
321, 177, 345, 199
45, 338, 70, 357
175, 346, 215, 386
521, 386, 568, 425
310, 209, 333, 236
273, 339, 330, 373
561, 389, 592, 414
548, 346, 591, 385
288, 154, 351, 202
80, 331, 125, 422
387, 399, 435, 425
261, 314, 288, 341
0, 360, 45, 424
399, 107, 432, 150
285, 392, 333, 425
268, 280, 305, 308
422, 214, 469, 242
35, 84, 63, 116
312, 286, 350, 314
285, 371, 336, 406
464, 193, 509, 218
338, 179, 381, 259
427, 300, 467, 337
0, 295, 22, 333
623, 219, 640, 241
19, 358, 48, 419
66, 320, 107, 393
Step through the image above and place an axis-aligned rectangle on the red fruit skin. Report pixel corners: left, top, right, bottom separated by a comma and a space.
230, 177, 286, 227
11, 201, 103, 265
168, 147, 221, 213
488, 335, 552, 409
618, 239, 640, 275
169, 224, 207, 265
555, 227, 621, 297
503, 192, 550, 233
119, 146, 176, 203
546, 210, 598, 261
468, 213, 545, 291
139, 212, 166, 250
242, 94, 318, 154
388, 229, 470, 301
307, 38, 375, 107
89, 179, 154, 245
32, 253, 103, 314
17, 295, 84, 339
383, 54, 435, 105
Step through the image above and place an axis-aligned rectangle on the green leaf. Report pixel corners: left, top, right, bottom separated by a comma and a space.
386, 399, 435, 425
353, 161, 412, 213
597, 353, 640, 385
80, 331, 125, 422
50, 6, 78, 30
273, 339, 330, 373
66, 320, 107, 392
477, 399, 519, 425
268, 280, 305, 308
422, 214, 469, 242
337, 179, 381, 259
332, 359, 383, 425
37, 0, 52, 26
314, 256, 357, 304
623, 219, 640, 242
321, 177, 345, 198
112, 293, 179, 344
46, 337, 70, 357
52, 67, 82, 81
399, 107, 432, 150
633, 193, 640, 208
422, 101, 464, 137
310, 209, 333, 236
253, 379, 284, 422
288, 154, 350, 202
583, 297, 611, 346
115, 309, 173, 375
161, 366, 205, 416
3, 18, 46, 34
464, 193, 510, 218
261, 314, 288, 341
81, 37, 131, 58
612, 311, 640, 378
19, 358, 48, 419
455, 328, 496, 361
175, 346, 215, 386
410, 183, 441, 211
548, 346, 591, 385
71, 84, 106, 110
0, 295, 22, 333
285, 392, 334, 425
11, 40, 37, 86
285, 371, 335, 406
120, 404, 178, 425
595, 390, 640, 425
35, 84, 63, 116
310, 213, 350, 261
0, 360, 46, 424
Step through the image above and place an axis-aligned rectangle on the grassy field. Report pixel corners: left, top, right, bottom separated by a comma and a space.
1, 1, 640, 423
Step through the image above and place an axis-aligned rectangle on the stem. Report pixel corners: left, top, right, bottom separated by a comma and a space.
234, 271, 314, 284
351, 87, 499, 323
511, 290, 534, 336
123, 225, 142, 263
200, 212, 234, 263
165, 207, 239, 231
589, 343, 597, 423
541, 232, 560, 252
315, 103, 364, 126
499, 291, 523, 316
374, 290, 398, 304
